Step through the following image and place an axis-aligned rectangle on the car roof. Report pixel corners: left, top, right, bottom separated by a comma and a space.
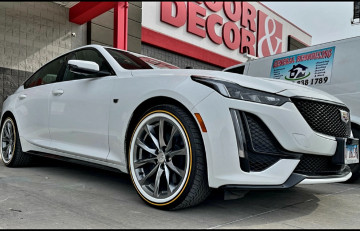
67, 44, 179, 69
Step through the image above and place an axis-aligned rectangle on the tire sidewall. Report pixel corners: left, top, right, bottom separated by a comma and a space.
128, 105, 204, 210
0, 117, 17, 166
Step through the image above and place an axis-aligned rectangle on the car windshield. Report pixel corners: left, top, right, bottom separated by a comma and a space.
106, 48, 179, 70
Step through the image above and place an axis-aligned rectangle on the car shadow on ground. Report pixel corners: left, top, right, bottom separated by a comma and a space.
17, 155, 326, 228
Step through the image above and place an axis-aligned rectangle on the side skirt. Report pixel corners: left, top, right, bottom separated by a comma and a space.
26, 151, 123, 174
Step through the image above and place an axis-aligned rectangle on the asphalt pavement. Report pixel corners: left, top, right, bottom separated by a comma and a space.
0, 156, 359, 229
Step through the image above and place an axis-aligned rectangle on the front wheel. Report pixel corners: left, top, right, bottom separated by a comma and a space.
128, 105, 210, 210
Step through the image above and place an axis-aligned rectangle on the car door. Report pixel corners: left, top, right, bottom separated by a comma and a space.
14, 55, 67, 149
48, 48, 117, 161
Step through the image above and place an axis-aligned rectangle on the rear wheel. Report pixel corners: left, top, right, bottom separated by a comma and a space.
128, 104, 210, 210
1, 117, 32, 167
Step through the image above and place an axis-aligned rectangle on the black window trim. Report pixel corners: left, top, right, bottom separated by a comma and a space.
23, 47, 116, 89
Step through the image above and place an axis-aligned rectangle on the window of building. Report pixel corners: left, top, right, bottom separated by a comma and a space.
288, 36, 308, 51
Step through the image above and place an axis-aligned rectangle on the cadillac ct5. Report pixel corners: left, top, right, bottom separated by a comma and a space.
1, 45, 358, 210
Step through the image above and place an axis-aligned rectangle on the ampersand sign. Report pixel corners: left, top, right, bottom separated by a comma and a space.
257, 11, 283, 58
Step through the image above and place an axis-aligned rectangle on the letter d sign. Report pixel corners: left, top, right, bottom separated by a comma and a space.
161, 2, 186, 27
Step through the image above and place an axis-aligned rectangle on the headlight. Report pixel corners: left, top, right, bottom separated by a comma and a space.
192, 75, 290, 106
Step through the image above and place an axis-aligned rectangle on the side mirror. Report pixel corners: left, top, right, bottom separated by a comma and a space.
68, 60, 99, 74
67, 60, 112, 77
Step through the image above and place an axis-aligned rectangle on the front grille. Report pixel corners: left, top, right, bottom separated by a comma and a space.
244, 112, 280, 171
291, 98, 351, 138
294, 154, 345, 176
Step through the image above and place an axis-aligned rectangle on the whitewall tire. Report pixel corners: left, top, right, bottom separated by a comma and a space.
128, 104, 211, 210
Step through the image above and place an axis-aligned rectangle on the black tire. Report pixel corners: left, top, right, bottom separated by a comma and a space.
0, 117, 32, 167
345, 125, 360, 183
128, 104, 211, 210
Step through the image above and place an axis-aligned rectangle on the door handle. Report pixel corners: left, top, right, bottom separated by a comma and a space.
18, 94, 27, 100
52, 89, 64, 96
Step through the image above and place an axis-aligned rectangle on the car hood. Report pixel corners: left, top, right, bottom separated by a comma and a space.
130, 69, 345, 105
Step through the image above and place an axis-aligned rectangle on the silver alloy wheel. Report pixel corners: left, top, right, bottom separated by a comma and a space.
1, 118, 16, 164
129, 112, 190, 204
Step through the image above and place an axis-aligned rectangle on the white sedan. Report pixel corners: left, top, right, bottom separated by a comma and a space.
1, 45, 358, 210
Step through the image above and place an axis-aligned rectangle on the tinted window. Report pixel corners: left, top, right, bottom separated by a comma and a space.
138, 57, 179, 69
106, 48, 153, 70
24, 55, 67, 88
63, 49, 113, 81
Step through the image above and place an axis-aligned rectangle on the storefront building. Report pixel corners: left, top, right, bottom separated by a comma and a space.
0, 1, 311, 109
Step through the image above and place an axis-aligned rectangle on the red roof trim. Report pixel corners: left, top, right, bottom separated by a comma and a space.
69, 2, 115, 25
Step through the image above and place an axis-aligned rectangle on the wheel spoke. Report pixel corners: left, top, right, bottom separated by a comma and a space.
9, 128, 13, 139
134, 157, 157, 169
154, 166, 164, 197
8, 143, 12, 154
165, 125, 177, 152
136, 138, 156, 156
6, 123, 12, 138
3, 125, 10, 138
2, 142, 6, 150
145, 124, 160, 149
166, 160, 185, 177
158, 119, 166, 148
164, 164, 173, 193
166, 148, 187, 158
3, 144, 11, 160
2, 136, 10, 142
139, 163, 159, 185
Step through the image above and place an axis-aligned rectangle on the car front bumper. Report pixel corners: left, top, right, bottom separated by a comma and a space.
192, 91, 352, 188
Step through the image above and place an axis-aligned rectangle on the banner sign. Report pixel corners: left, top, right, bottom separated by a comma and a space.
270, 46, 336, 86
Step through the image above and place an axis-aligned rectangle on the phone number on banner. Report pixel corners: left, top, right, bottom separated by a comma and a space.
296, 77, 329, 86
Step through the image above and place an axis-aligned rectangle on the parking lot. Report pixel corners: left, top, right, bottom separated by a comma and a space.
0, 157, 359, 229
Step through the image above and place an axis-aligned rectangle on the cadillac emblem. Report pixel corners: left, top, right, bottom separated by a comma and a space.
340, 110, 350, 123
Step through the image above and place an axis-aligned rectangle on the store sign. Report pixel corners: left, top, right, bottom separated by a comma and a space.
270, 46, 336, 86
160, 2, 283, 58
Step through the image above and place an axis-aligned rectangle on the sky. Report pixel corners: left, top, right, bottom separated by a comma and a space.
262, 1, 360, 45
